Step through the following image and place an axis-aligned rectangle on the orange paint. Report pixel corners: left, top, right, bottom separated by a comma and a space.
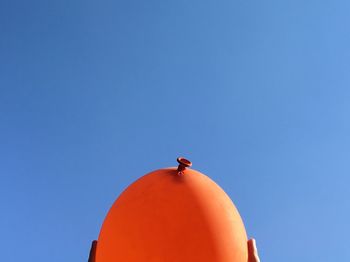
96, 164, 248, 262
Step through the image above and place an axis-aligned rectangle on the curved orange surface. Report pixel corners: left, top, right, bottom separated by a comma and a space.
96, 168, 248, 262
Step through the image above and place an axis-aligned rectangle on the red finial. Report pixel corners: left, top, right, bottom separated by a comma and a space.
177, 157, 192, 175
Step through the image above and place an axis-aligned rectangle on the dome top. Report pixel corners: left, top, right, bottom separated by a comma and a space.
96, 158, 247, 262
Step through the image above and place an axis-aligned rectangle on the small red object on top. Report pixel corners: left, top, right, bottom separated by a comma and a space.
177, 157, 192, 175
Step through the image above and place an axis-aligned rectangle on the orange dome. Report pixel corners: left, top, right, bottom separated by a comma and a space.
96, 159, 248, 262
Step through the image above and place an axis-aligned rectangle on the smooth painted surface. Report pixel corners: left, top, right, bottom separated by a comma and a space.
97, 168, 247, 262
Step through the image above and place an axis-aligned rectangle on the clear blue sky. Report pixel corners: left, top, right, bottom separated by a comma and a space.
1, 0, 349, 261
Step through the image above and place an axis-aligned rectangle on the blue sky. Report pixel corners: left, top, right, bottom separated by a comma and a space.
1, 0, 350, 261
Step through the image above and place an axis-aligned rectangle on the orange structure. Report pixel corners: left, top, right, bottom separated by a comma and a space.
95, 157, 248, 262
